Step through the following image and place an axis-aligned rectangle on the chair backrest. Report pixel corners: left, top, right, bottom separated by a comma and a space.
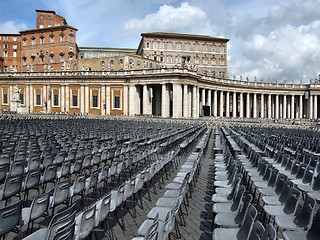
47, 210, 75, 240
52, 179, 70, 206
237, 194, 253, 225
94, 193, 111, 227
2, 174, 23, 200
24, 169, 41, 190
231, 185, 245, 212
262, 223, 276, 240
267, 168, 278, 188
283, 188, 300, 215
52, 220, 75, 240
145, 213, 159, 240
238, 205, 257, 239
42, 163, 57, 183
302, 166, 315, 184
72, 173, 86, 196
312, 173, 320, 191
249, 221, 265, 240
77, 203, 96, 239
0, 200, 22, 237
49, 202, 76, 227
29, 190, 51, 222
274, 173, 287, 196
308, 206, 320, 236
295, 195, 316, 229
9, 159, 25, 176
278, 179, 294, 204
0, 163, 9, 182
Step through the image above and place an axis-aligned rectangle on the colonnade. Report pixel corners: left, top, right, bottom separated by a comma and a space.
132, 83, 319, 119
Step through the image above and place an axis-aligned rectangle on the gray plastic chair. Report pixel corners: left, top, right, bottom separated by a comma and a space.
69, 173, 86, 204
74, 203, 96, 240
0, 174, 23, 205
22, 169, 41, 201
49, 179, 71, 214
0, 163, 9, 183
0, 200, 22, 238
22, 190, 51, 233
212, 204, 257, 240
275, 195, 316, 231
282, 207, 320, 240
262, 179, 293, 206
41, 163, 57, 192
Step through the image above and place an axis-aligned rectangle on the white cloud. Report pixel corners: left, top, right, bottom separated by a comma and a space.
123, 2, 208, 35
230, 20, 320, 82
0, 21, 27, 33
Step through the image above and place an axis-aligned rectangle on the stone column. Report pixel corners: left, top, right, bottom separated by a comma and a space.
314, 95, 318, 119
287, 99, 291, 119
309, 95, 313, 119
161, 84, 169, 117
84, 85, 89, 114
106, 85, 110, 115
253, 93, 257, 118
192, 85, 197, 118
207, 89, 211, 116
268, 94, 272, 118
143, 84, 150, 115
275, 94, 279, 119
65, 85, 69, 113
26, 84, 30, 111
239, 92, 244, 118
123, 85, 128, 116
42, 85, 46, 112
291, 95, 295, 119
220, 91, 224, 117
80, 85, 85, 114
183, 84, 188, 117
246, 93, 250, 118
299, 95, 303, 119
226, 91, 230, 118
173, 83, 182, 118
29, 85, 33, 112
101, 85, 106, 115
283, 95, 287, 119
213, 90, 218, 117
260, 94, 264, 118
46, 85, 51, 113
233, 92, 237, 118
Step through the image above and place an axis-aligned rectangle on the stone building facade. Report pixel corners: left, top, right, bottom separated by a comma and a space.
137, 32, 229, 78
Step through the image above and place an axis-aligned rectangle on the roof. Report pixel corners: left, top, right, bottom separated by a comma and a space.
19, 25, 78, 34
141, 32, 229, 42
79, 47, 137, 52
35, 9, 56, 14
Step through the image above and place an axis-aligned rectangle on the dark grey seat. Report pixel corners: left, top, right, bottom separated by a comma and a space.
0, 200, 22, 238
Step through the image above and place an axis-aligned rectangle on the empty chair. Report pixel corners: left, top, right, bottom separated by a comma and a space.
212, 174, 242, 203
0, 200, 22, 238
8, 159, 25, 176
56, 160, 72, 180
22, 169, 41, 201
262, 179, 293, 206
212, 204, 257, 240
133, 213, 159, 240
69, 173, 86, 204
0, 163, 9, 183
26, 156, 41, 172
94, 193, 114, 239
282, 207, 320, 240
41, 163, 57, 192
249, 222, 276, 240
85, 168, 100, 197
275, 195, 316, 231
0, 174, 23, 205
49, 179, 71, 214
74, 203, 96, 240
21, 190, 51, 234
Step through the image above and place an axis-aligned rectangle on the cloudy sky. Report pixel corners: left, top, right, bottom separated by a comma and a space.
1, 0, 319, 82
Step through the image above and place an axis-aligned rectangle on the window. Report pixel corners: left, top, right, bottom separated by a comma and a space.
203, 45, 208, 51
80, 53, 84, 59
167, 43, 172, 50
53, 94, 59, 106
48, 15, 51, 20
212, 45, 216, 52
39, 25, 44, 28
12, 37, 17, 41
114, 96, 120, 109
146, 42, 150, 48
220, 46, 225, 53
92, 95, 98, 108
137, 60, 141, 66
60, 55, 64, 62
100, 60, 105, 66
23, 39, 27, 46
50, 36, 54, 43
13, 51, 17, 57
50, 55, 54, 63
129, 58, 133, 64
4, 66, 8, 72
23, 58, 27, 65
32, 39, 35, 45
154, 56, 157, 61
13, 45, 17, 49
3, 93, 8, 104
20, 93, 24, 105
186, 44, 190, 51
119, 58, 123, 64
40, 38, 44, 44
4, 51, 8, 57
150, 63, 153, 68
74, 63, 77, 69
195, 45, 199, 51
153, 42, 157, 49
3, 36, 8, 41
36, 94, 41, 106
72, 95, 78, 107
60, 35, 64, 42
70, 37, 73, 42
40, 57, 44, 63
48, 24, 52, 27
177, 44, 181, 50
159, 42, 164, 49
109, 59, 114, 65
40, 15, 43, 19
3, 44, 8, 49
